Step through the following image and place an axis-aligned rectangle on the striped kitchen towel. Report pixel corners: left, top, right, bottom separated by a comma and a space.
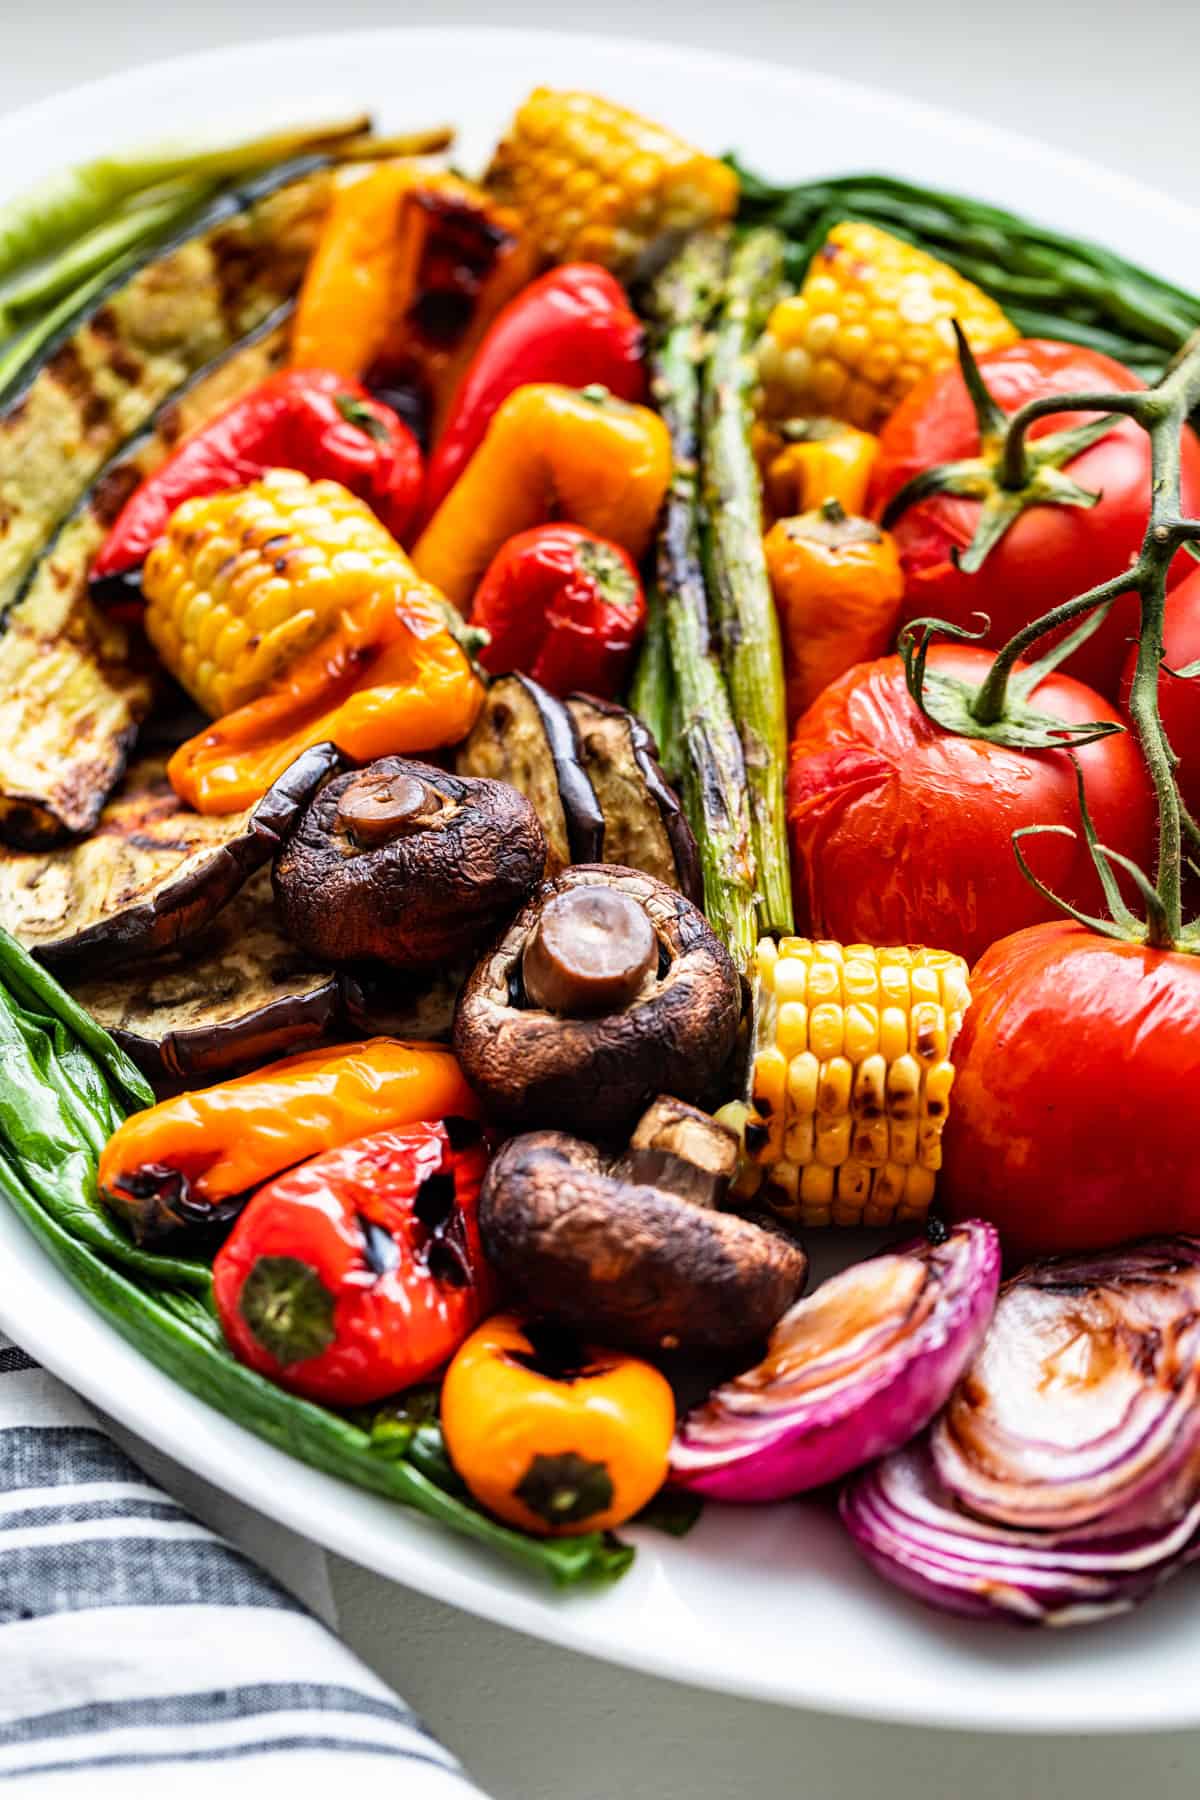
0, 1335, 489, 1796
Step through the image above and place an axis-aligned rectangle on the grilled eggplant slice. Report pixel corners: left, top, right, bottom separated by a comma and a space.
69, 874, 339, 1084
0, 742, 340, 970
0, 161, 328, 846
455, 673, 604, 875
566, 694, 702, 903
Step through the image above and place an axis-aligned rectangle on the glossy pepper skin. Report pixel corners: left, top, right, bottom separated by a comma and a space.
213, 1121, 494, 1406
471, 523, 646, 699
91, 369, 423, 585
758, 420, 879, 525
98, 1039, 477, 1244
764, 501, 904, 726
441, 1314, 675, 1536
412, 383, 672, 610
424, 264, 646, 519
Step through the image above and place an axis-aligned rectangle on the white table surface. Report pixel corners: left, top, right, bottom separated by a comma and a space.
7, 3, 1200, 1793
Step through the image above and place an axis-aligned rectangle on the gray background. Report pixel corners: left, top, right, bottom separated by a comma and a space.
7, 2, 1200, 1794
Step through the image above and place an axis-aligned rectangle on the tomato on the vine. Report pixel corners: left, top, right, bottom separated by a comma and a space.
786, 643, 1156, 968
871, 341, 1200, 699
942, 922, 1200, 1260
1120, 564, 1200, 821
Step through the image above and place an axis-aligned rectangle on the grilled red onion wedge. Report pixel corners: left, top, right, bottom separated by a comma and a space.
931, 1238, 1200, 1535
670, 1221, 999, 1502
841, 1439, 1200, 1627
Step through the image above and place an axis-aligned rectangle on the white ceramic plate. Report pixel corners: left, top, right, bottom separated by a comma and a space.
2, 27, 1200, 1735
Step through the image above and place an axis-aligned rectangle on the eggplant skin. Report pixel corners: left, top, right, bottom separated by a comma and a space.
274, 758, 547, 970
0, 741, 341, 971
566, 693, 702, 903
456, 673, 604, 874
0, 166, 327, 846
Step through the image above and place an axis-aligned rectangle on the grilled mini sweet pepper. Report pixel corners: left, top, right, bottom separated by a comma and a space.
470, 522, 645, 698
99, 1038, 477, 1244
413, 383, 671, 610
424, 264, 646, 518
212, 1121, 493, 1406
292, 164, 534, 429
441, 1314, 675, 1536
765, 500, 904, 725
146, 471, 484, 814
757, 418, 880, 524
90, 369, 424, 588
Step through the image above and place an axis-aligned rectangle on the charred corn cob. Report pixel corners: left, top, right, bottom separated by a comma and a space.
720, 936, 971, 1229
485, 87, 738, 275
757, 221, 1016, 430
144, 469, 416, 718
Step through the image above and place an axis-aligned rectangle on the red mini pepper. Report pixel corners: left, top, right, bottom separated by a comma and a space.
470, 522, 647, 699
91, 368, 424, 586
423, 263, 646, 518
213, 1119, 494, 1406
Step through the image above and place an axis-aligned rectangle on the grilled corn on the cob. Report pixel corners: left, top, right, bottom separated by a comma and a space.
757, 222, 1016, 430
485, 87, 738, 275
721, 936, 971, 1229
144, 469, 418, 718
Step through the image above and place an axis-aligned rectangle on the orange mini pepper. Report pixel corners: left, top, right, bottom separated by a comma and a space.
412, 383, 672, 609
765, 500, 905, 726
763, 420, 880, 523
98, 1038, 478, 1245
441, 1314, 675, 1536
292, 163, 413, 380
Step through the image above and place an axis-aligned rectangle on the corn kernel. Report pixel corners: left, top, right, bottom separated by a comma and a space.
773, 957, 809, 1005
777, 1001, 809, 1059
816, 1114, 852, 1168
844, 1002, 879, 1061
786, 1050, 820, 1121
911, 1001, 948, 1065
809, 1001, 845, 1060
800, 1163, 835, 1210
887, 1054, 922, 1120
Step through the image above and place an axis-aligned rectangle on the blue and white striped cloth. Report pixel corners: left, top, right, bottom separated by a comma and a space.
0, 1335, 489, 1795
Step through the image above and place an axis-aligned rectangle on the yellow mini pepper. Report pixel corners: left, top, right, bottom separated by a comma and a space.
412, 382, 672, 610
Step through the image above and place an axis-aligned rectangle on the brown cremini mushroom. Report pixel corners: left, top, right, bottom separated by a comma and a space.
273, 758, 547, 971
452, 864, 741, 1135
479, 1108, 808, 1351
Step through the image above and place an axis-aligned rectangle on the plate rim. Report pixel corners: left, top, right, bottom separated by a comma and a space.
3, 23, 1200, 1733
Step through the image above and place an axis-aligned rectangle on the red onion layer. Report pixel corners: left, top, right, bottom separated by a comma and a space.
670, 1220, 1000, 1503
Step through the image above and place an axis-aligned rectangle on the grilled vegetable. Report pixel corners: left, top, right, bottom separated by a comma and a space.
412, 382, 671, 610
731, 161, 1200, 387
455, 674, 604, 875
213, 1120, 493, 1405
758, 418, 879, 522
757, 221, 1016, 429
296, 168, 535, 430
479, 1114, 806, 1352
0, 743, 338, 971
565, 694, 700, 904
471, 523, 647, 700
0, 162, 331, 845
424, 262, 647, 517
91, 369, 423, 585
764, 502, 904, 725
273, 759, 547, 970
646, 232, 758, 969
98, 1037, 477, 1244
724, 935, 971, 1229
702, 228, 792, 937
844, 1239, 1200, 1626
0, 934, 629, 1584
155, 471, 483, 814
485, 87, 738, 275
67, 874, 340, 1086
453, 865, 740, 1136
670, 1220, 998, 1501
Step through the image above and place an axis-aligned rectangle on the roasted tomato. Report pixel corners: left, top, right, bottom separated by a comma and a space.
941, 922, 1200, 1260
213, 1120, 493, 1405
786, 644, 1156, 968
1120, 566, 1200, 821
871, 341, 1200, 699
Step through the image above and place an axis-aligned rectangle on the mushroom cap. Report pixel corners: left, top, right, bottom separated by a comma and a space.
273, 758, 547, 971
452, 864, 741, 1136
480, 1129, 808, 1351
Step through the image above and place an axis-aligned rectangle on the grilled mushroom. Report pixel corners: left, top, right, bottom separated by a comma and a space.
452, 864, 740, 1134
479, 1106, 808, 1351
273, 758, 546, 970
0, 742, 340, 970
